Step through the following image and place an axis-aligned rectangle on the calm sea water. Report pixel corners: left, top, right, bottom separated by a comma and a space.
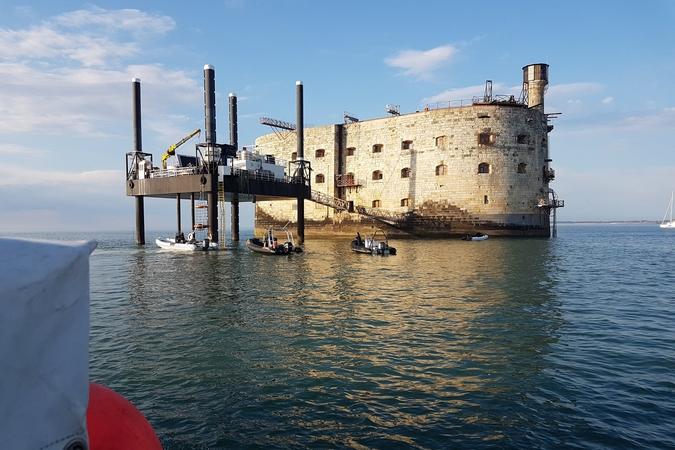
15, 225, 675, 448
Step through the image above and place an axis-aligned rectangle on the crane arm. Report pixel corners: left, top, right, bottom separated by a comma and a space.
161, 128, 201, 167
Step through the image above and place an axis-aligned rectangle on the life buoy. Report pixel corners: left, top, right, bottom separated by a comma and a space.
128, 180, 135, 189
200, 175, 207, 185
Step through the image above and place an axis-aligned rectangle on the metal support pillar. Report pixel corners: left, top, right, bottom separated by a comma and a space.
296, 81, 305, 244
132, 78, 145, 245
204, 64, 219, 243
229, 93, 240, 241
176, 194, 182, 234
191, 193, 196, 231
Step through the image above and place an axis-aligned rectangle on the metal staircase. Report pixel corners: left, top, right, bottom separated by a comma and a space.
309, 190, 483, 231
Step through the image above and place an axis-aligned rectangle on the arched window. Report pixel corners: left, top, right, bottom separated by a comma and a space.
401, 140, 413, 150
315, 149, 325, 158
478, 163, 490, 174
372, 144, 383, 153
372, 199, 381, 208
435, 135, 448, 149
484, 195, 489, 204
517, 163, 527, 174
291, 151, 297, 160
400, 198, 410, 207
346, 147, 356, 156
401, 167, 411, 178
372, 170, 383, 180
315, 174, 325, 183
435, 164, 447, 176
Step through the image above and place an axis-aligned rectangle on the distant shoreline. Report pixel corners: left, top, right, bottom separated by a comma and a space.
558, 220, 658, 224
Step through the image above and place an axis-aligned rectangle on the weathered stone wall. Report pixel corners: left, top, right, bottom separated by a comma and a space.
254, 102, 552, 237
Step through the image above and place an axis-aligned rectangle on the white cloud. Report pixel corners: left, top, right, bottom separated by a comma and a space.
602, 96, 614, 104
0, 143, 46, 156
385, 44, 457, 80
0, 7, 174, 67
421, 83, 520, 105
54, 7, 175, 35
0, 165, 122, 188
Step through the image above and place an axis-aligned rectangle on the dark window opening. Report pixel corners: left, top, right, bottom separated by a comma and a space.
401, 198, 410, 207
401, 140, 413, 150
435, 164, 447, 176
401, 167, 411, 178
517, 134, 529, 144
484, 195, 489, 204
372, 170, 383, 180
517, 163, 527, 174
315, 174, 325, 183
346, 147, 356, 156
478, 133, 495, 146
372, 144, 383, 153
478, 162, 490, 174
315, 149, 325, 158
372, 199, 381, 208
291, 152, 297, 160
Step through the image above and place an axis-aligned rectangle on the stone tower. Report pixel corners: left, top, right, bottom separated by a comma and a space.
523, 63, 549, 112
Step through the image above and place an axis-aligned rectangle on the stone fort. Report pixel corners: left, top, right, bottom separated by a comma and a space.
254, 63, 562, 237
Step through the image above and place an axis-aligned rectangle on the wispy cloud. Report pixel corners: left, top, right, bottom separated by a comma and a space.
385, 44, 457, 80
54, 7, 175, 35
0, 7, 199, 138
421, 83, 520, 105
0, 143, 47, 156
0, 165, 122, 188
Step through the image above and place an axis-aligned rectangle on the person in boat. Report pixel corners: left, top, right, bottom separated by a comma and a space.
355, 232, 363, 246
175, 232, 186, 243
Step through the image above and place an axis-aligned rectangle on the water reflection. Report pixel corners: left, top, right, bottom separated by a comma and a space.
106, 236, 564, 447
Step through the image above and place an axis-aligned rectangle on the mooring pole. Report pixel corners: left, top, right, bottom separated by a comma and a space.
204, 64, 219, 243
176, 193, 182, 235
132, 78, 145, 245
229, 92, 240, 241
296, 80, 305, 244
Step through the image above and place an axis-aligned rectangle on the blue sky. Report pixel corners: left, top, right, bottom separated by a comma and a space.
1, 0, 674, 231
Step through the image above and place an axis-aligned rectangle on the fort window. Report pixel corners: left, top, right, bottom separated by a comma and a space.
517, 163, 527, 174
478, 162, 490, 174
315, 148, 325, 158
401, 167, 411, 178
291, 151, 297, 160
435, 135, 448, 149
478, 133, 495, 146
484, 195, 489, 204
372, 199, 381, 208
372, 144, 383, 153
517, 134, 529, 144
401, 140, 413, 150
372, 170, 383, 180
400, 198, 410, 207
435, 164, 447, 176
346, 147, 356, 156
315, 174, 325, 183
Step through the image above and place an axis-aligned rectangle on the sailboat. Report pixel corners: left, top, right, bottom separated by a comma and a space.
660, 192, 675, 229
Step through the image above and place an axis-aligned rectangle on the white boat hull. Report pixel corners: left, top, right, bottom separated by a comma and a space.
155, 238, 218, 251
659, 221, 675, 229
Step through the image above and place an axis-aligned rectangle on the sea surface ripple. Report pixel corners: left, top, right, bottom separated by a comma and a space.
33, 224, 675, 449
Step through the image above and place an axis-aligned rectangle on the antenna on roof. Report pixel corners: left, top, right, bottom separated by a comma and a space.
386, 104, 400, 116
